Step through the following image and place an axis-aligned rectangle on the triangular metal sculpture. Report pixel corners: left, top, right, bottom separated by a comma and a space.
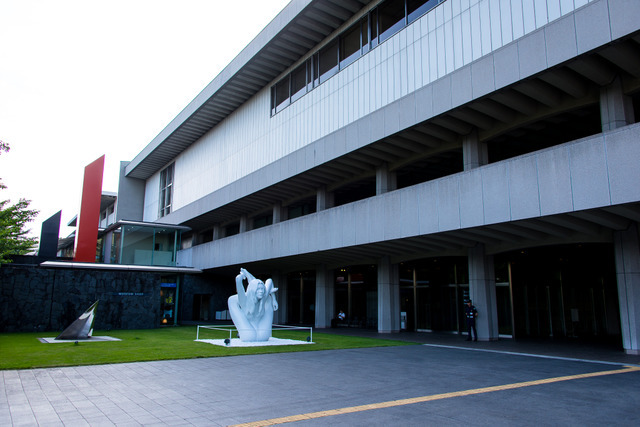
55, 301, 99, 340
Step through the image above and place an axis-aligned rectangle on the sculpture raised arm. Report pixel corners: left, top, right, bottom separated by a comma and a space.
265, 278, 278, 311
235, 271, 247, 309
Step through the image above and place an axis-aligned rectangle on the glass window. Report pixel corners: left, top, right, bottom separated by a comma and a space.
252, 214, 273, 230
340, 23, 361, 68
361, 18, 370, 54
225, 223, 240, 237
159, 163, 174, 218
290, 63, 307, 102
408, 0, 440, 23
273, 77, 290, 113
311, 53, 320, 88
370, 9, 378, 47
318, 39, 339, 83
378, 0, 406, 43
287, 200, 316, 220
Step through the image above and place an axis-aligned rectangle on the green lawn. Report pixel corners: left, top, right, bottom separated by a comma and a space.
0, 326, 415, 370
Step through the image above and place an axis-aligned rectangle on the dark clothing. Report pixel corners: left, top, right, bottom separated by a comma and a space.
465, 304, 478, 341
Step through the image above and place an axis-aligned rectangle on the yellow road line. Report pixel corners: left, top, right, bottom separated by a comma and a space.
230, 365, 640, 427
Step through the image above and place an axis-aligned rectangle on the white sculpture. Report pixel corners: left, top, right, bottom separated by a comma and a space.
228, 268, 278, 342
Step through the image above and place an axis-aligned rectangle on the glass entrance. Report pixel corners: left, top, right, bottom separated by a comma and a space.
287, 271, 316, 325
497, 243, 621, 344
334, 265, 377, 328
400, 257, 468, 333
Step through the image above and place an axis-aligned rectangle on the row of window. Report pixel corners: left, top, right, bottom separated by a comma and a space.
270, 0, 445, 115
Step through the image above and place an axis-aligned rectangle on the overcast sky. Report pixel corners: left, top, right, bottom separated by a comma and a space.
0, 0, 291, 242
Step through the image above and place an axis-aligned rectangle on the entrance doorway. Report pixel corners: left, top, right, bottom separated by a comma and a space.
335, 265, 377, 328
192, 294, 211, 321
497, 244, 621, 344
400, 257, 468, 333
287, 271, 316, 325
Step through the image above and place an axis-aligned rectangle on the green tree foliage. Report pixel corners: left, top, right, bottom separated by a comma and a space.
0, 141, 39, 263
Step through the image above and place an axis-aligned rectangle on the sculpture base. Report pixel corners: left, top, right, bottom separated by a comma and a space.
196, 337, 314, 347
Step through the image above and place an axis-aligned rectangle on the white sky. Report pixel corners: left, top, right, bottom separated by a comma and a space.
0, 0, 291, 241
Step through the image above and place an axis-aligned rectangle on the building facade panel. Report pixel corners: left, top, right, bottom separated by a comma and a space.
508, 154, 541, 221
536, 146, 574, 216
481, 162, 511, 225
609, 0, 640, 39
605, 124, 640, 205
459, 170, 485, 228
569, 135, 611, 211
574, 0, 611, 54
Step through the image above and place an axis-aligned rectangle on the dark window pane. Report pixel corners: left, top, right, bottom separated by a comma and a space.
378, 0, 405, 42
361, 18, 370, 53
253, 215, 273, 230
225, 224, 239, 237
319, 40, 339, 82
408, 0, 440, 23
340, 23, 361, 67
370, 9, 378, 46
291, 63, 307, 102
312, 53, 320, 87
274, 76, 290, 111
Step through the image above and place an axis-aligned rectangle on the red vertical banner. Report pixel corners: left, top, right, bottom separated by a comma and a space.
74, 155, 105, 262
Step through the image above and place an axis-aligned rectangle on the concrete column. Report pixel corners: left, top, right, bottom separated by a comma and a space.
103, 231, 113, 263
239, 215, 248, 233
462, 130, 487, 171
272, 203, 282, 224
212, 225, 221, 240
376, 163, 397, 195
468, 244, 499, 340
601, 76, 635, 131
315, 265, 334, 328
378, 256, 400, 333
614, 222, 640, 355
271, 271, 287, 324
316, 187, 334, 211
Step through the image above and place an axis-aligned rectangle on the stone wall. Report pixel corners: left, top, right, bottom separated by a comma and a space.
0, 263, 167, 333
180, 272, 235, 322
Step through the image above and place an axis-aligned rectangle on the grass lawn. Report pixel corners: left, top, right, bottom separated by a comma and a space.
0, 326, 415, 370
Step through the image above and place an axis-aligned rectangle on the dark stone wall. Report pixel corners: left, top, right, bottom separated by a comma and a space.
180, 272, 235, 322
0, 263, 167, 333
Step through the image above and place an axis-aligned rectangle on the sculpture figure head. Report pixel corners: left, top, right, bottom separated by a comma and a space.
245, 278, 266, 318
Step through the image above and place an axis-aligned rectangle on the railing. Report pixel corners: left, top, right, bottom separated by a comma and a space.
196, 324, 313, 342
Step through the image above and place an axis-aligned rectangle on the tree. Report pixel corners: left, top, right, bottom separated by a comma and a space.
0, 140, 39, 263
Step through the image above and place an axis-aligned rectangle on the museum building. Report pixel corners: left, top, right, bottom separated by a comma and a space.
113, 0, 640, 353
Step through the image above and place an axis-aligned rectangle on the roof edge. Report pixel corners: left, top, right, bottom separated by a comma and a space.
125, 0, 312, 178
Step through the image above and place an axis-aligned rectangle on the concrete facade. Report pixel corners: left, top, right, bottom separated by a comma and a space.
121, 0, 640, 352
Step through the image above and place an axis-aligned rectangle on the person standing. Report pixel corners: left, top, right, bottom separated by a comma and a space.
465, 300, 478, 341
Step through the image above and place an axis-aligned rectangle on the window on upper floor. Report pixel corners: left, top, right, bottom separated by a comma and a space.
252, 213, 273, 230
224, 223, 240, 237
340, 22, 362, 68
159, 163, 174, 218
378, 0, 406, 43
270, 0, 446, 116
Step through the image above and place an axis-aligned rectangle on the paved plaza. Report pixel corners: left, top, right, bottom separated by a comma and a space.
2, 332, 640, 426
